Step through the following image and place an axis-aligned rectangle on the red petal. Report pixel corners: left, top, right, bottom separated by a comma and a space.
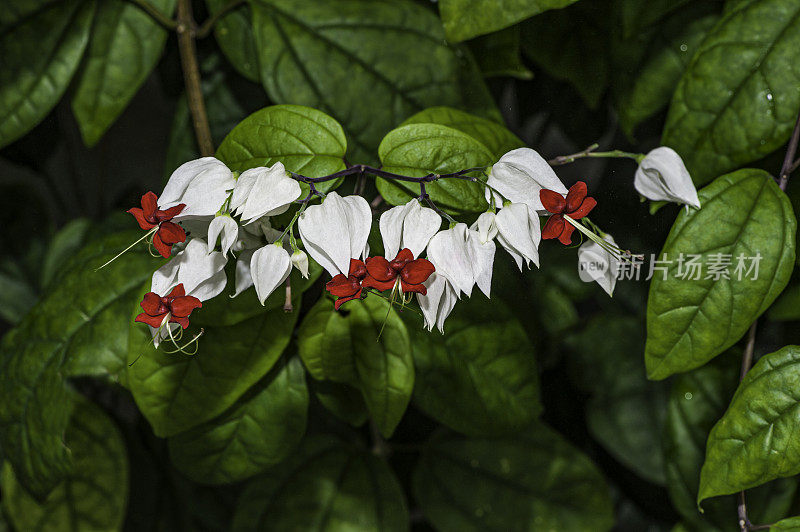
558, 223, 576, 245
400, 280, 427, 295
140, 292, 162, 314
541, 215, 565, 240
167, 284, 186, 299
334, 290, 362, 310
400, 259, 435, 284
141, 192, 158, 217
540, 189, 566, 214
135, 312, 167, 328
362, 275, 396, 292
170, 295, 202, 318
170, 316, 191, 329
156, 204, 185, 222
390, 248, 414, 271
157, 222, 186, 245
568, 197, 597, 219
152, 233, 172, 258
366, 256, 396, 282
349, 259, 367, 279
127, 208, 156, 230
565, 181, 587, 212
326, 274, 360, 297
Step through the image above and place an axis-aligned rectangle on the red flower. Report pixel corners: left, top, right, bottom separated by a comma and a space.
363, 248, 435, 295
326, 259, 368, 310
540, 181, 597, 245
135, 284, 202, 329
127, 191, 187, 258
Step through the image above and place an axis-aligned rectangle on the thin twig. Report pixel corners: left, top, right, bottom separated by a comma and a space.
282, 277, 293, 312
196, 0, 245, 38
547, 144, 600, 165
778, 112, 800, 191
125, 0, 178, 30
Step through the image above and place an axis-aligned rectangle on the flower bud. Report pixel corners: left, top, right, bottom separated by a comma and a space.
291, 249, 310, 279
486, 148, 568, 213
251, 243, 292, 305
635, 147, 701, 209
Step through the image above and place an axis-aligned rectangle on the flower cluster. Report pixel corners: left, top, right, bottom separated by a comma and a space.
121, 143, 699, 349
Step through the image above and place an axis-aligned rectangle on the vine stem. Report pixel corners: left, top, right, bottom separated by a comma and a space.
176, 0, 215, 156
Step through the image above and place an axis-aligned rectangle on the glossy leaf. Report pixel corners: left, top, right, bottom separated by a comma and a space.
71, 0, 176, 146
1, 399, 128, 531
206, 0, 260, 82
645, 170, 796, 380
699, 346, 800, 502
413, 424, 614, 531
168, 356, 309, 485
232, 436, 409, 532
248, 0, 498, 162
0, 232, 158, 498
468, 27, 533, 80
312, 380, 369, 427
407, 297, 541, 437
39, 218, 92, 290
377, 124, 493, 213
0, 0, 95, 148
297, 296, 414, 437
773, 517, 800, 531
438, 0, 578, 42
662, 0, 800, 184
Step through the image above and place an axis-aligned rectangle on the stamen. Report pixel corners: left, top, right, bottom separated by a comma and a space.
163, 328, 205, 355
95, 227, 157, 271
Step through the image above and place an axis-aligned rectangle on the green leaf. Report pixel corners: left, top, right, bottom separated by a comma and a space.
565, 316, 668, 485
438, 0, 579, 42
232, 436, 409, 532
773, 517, 800, 531
618, 0, 694, 38
40, 218, 92, 289
0, 268, 37, 325
127, 280, 303, 438
664, 357, 797, 530
645, 169, 796, 380
297, 296, 414, 437
699, 346, 800, 503
0, 232, 159, 498
662, 0, 800, 185
413, 424, 614, 531
769, 282, 800, 321
617, 10, 719, 137
520, 2, 609, 108
71, 0, 176, 146
468, 27, 534, 80
206, 0, 260, 82
1, 399, 128, 531
312, 380, 369, 427
0, 0, 95, 148
167, 356, 309, 485
216, 104, 347, 190
407, 297, 541, 437
376, 124, 493, 213
401, 106, 524, 160
247, 0, 498, 162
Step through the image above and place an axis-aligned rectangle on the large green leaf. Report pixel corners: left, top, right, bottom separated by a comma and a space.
376, 123, 493, 213
167, 355, 308, 485
1, 399, 129, 531
468, 27, 533, 81
413, 424, 614, 531
645, 169, 796, 380
565, 315, 668, 485
0, 0, 95, 148
773, 517, 800, 531
127, 276, 303, 438
664, 356, 797, 530
662, 0, 800, 185
618, 0, 695, 37
0, 231, 158, 498
297, 296, 414, 437
206, 0, 259, 82
71, 0, 176, 146
231, 436, 409, 532
247, 0, 498, 162
401, 106, 523, 160
699, 346, 800, 503
407, 297, 541, 437
438, 0, 578, 42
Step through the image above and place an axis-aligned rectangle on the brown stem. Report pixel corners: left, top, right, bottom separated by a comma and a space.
778, 112, 800, 191
547, 143, 600, 165
176, 0, 214, 156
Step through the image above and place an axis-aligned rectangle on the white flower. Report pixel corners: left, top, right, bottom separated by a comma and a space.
291, 249, 309, 278
417, 273, 459, 333
230, 163, 301, 224
159, 157, 236, 220
635, 147, 700, 209
466, 228, 495, 298
473, 212, 499, 243
486, 148, 568, 213
207, 214, 239, 256
297, 192, 371, 277
578, 234, 619, 297
250, 243, 292, 304
232, 249, 255, 297
151, 239, 227, 302
493, 203, 540, 270
379, 199, 441, 259
426, 223, 475, 297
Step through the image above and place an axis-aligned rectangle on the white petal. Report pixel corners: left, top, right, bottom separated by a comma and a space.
635, 147, 701, 209
436, 283, 458, 333
250, 244, 292, 304
494, 203, 539, 269
291, 249, 310, 278
341, 194, 372, 260
151, 258, 180, 296
466, 230, 495, 298
472, 212, 498, 244
403, 203, 441, 257
487, 148, 567, 213
379, 202, 414, 260
173, 239, 228, 297
416, 272, 457, 333
297, 192, 351, 276
426, 224, 474, 297
160, 157, 235, 220
190, 269, 228, 301
232, 249, 255, 297
237, 163, 302, 223
207, 214, 239, 256
578, 235, 618, 297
